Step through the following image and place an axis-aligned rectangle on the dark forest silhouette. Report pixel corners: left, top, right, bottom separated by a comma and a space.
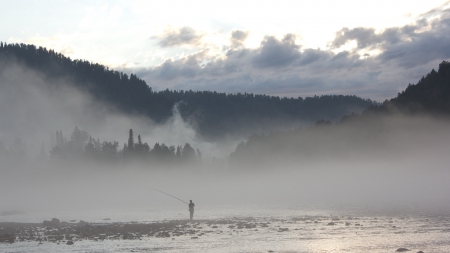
378, 61, 450, 114
0, 42, 376, 139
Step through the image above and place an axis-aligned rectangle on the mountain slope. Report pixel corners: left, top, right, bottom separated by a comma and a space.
0, 42, 376, 139
385, 61, 450, 114
230, 61, 450, 167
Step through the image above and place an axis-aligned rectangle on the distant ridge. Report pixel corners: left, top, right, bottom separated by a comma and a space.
0, 42, 376, 139
229, 61, 450, 166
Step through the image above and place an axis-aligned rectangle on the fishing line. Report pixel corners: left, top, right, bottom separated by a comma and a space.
149, 187, 189, 204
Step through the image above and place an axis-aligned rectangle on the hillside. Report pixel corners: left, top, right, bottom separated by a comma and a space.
0, 42, 376, 139
383, 61, 450, 114
229, 61, 450, 167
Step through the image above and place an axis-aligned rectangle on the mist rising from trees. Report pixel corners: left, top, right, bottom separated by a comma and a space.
0, 42, 376, 140
230, 61, 450, 168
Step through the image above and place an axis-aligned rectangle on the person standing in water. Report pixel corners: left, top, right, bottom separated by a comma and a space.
189, 200, 195, 220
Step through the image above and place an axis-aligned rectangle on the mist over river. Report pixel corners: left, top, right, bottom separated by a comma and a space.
2, 17, 450, 253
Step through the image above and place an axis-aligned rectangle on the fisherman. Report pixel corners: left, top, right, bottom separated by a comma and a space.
189, 200, 195, 220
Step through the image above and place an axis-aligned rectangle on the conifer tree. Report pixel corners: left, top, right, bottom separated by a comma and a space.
127, 129, 134, 152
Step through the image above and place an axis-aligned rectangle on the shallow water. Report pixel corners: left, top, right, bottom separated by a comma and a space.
1, 205, 450, 253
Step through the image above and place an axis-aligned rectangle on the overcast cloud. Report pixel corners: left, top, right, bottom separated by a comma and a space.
130, 10, 439, 99
132, 6, 450, 101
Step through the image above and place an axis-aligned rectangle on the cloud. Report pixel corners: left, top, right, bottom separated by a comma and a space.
155, 26, 204, 47
134, 8, 450, 101
143, 50, 210, 81
230, 30, 249, 47
330, 7, 450, 68
330, 22, 426, 50
252, 34, 301, 68
137, 38, 372, 98
378, 12, 450, 68
331, 27, 379, 49
297, 49, 329, 66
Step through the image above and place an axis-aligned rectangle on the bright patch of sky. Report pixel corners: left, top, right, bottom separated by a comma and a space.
1, 0, 444, 66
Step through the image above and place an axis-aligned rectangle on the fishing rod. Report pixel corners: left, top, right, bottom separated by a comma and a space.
149, 188, 189, 204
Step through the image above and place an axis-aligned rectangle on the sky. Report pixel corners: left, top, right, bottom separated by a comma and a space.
1, 0, 450, 100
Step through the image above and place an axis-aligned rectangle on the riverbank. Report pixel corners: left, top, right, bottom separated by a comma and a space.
1, 214, 447, 252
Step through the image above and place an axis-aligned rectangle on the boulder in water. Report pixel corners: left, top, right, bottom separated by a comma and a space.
66, 240, 74, 245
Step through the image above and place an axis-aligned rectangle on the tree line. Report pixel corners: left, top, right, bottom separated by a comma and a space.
50, 127, 201, 165
0, 127, 201, 166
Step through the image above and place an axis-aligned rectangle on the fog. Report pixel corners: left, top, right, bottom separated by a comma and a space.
0, 62, 240, 160
1, 62, 450, 218
2, 150, 449, 215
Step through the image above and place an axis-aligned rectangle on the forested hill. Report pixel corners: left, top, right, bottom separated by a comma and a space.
229, 61, 450, 167
381, 61, 450, 114
0, 42, 376, 139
